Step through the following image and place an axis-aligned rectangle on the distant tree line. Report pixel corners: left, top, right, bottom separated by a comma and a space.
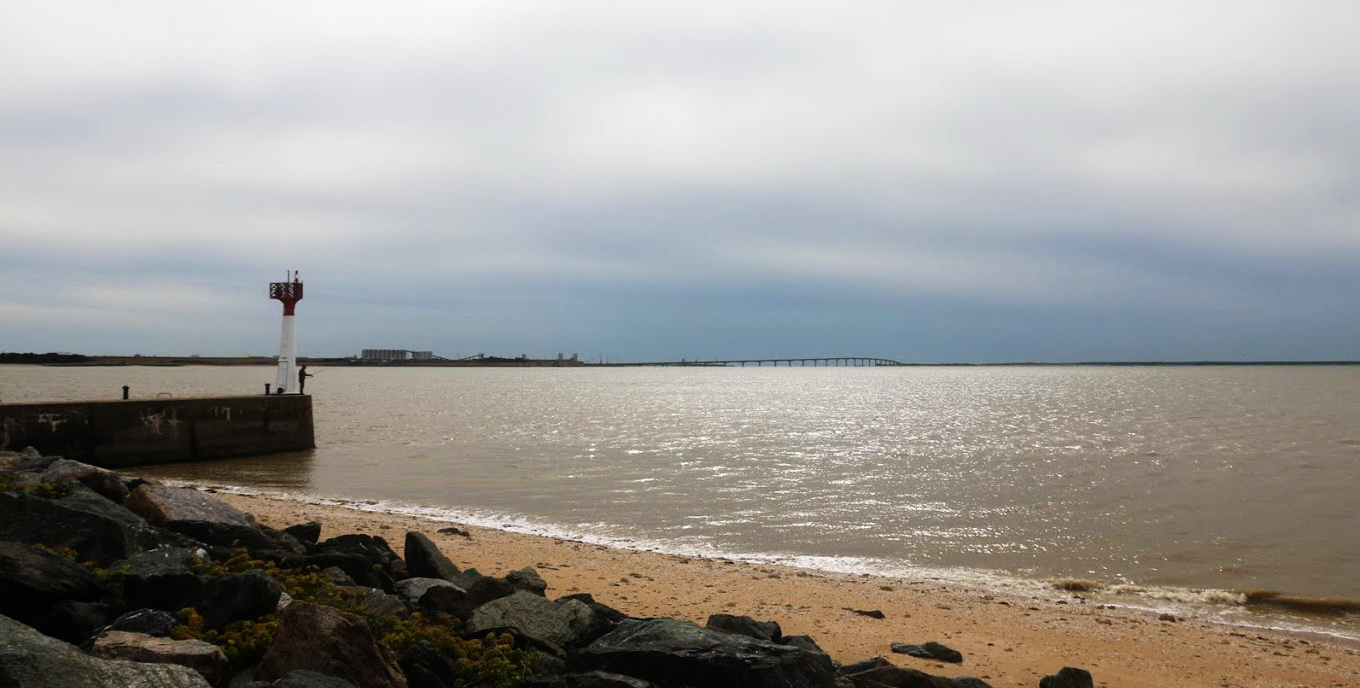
0, 352, 92, 364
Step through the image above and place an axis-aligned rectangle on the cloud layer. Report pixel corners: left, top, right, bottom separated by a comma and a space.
3, 1, 1358, 361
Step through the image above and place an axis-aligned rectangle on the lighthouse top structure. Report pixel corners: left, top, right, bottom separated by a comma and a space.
269, 270, 304, 315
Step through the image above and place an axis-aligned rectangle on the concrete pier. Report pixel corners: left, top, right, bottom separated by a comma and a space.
0, 395, 314, 468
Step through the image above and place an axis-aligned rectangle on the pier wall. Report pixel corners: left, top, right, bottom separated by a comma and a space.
0, 395, 314, 467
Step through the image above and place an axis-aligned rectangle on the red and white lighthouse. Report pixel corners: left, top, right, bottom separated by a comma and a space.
269, 271, 304, 394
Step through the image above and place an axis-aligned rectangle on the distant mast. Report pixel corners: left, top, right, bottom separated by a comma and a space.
269, 270, 304, 394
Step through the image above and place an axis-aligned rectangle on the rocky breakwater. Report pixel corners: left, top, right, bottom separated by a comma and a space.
0, 447, 1096, 688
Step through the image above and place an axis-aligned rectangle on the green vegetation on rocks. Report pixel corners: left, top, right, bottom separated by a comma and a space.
172, 549, 532, 684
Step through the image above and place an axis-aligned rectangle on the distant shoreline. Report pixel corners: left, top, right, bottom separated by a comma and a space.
3, 353, 1358, 368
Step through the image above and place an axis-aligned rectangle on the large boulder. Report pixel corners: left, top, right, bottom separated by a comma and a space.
98, 608, 182, 638
404, 532, 461, 582
890, 642, 963, 664
124, 484, 277, 551
200, 571, 283, 630
349, 587, 410, 619
507, 567, 548, 596
706, 613, 782, 642
311, 534, 405, 587
90, 631, 230, 687
277, 551, 395, 592
0, 540, 105, 625
396, 577, 471, 616
245, 670, 360, 687
56, 484, 203, 553
0, 491, 142, 565
467, 590, 595, 648
455, 571, 516, 610
255, 601, 408, 688
1039, 668, 1094, 688
568, 618, 837, 688
520, 671, 660, 688
0, 613, 212, 688
316, 534, 401, 568
284, 521, 323, 545
841, 665, 979, 688
30, 599, 115, 644
398, 639, 461, 688
124, 483, 255, 528
41, 459, 130, 503
558, 593, 631, 646
122, 547, 208, 613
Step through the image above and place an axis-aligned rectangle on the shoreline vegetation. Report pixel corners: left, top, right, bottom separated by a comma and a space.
4, 351, 1360, 368
2, 452, 1358, 687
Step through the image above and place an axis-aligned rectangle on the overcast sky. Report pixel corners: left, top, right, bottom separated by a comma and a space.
3, 2, 1358, 362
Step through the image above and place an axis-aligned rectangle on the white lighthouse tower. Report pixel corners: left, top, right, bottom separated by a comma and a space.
269, 270, 304, 394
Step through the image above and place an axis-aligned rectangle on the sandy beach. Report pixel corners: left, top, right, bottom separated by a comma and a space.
206, 490, 1359, 688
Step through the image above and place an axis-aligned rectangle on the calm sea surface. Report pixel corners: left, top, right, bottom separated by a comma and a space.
4, 364, 1358, 636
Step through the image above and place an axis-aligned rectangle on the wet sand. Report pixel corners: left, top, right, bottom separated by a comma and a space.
212, 491, 1360, 688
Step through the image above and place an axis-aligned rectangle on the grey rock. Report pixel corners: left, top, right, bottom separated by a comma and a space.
0, 540, 104, 625
283, 521, 322, 545
30, 599, 114, 644
351, 587, 410, 619
841, 665, 961, 688
124, 484, 277, 551
123, 547, 208, 613
99, 608, 182, 638
201, 571, 283, 630
837, 657, 892, 676
954, 679, 995, 688
396, 577, 459, 605
402, 578, 472, 617
255, 601, 407, 688
398, 638, 459, 688
468, 590, 595, 647
706, 613, 782, 642
558, 593, 631, 646
569, 618, 837, 688
124, 483, 255, 529
507, 566, 548, 596
781, 635, 828, 655
404, 531, 461, 582
244, 670, 360, 687
90, 630, 230, 687
520, 670, 660, 688
321, 566, 355, 586
890, 641, 963, 664
458, 571, 516, 609
56, 484, 202, 553
41, 458, 130, 503
1039, 667, 1094, 688
0, 613, 212, 688
279, 551, 394, 591
0, 490, 142, 566
316, 533, 400, 567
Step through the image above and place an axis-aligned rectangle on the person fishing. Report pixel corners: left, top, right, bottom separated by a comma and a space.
297, 365, 314, 394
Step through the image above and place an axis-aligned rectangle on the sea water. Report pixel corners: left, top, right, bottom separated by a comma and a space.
5, 364, 1357, 637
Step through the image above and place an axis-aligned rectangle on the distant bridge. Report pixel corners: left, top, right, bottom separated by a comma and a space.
603, 357, 905, 367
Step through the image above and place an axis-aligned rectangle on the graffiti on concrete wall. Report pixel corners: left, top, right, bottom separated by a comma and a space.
140, 406, 183, 438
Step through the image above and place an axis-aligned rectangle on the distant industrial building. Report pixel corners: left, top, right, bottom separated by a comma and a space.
360, 349, 434, 361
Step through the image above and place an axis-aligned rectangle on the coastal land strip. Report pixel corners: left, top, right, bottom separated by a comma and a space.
210, 490, 1359, 688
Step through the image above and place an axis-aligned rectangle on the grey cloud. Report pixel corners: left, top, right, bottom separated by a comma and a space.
2, 1, 1358, 359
